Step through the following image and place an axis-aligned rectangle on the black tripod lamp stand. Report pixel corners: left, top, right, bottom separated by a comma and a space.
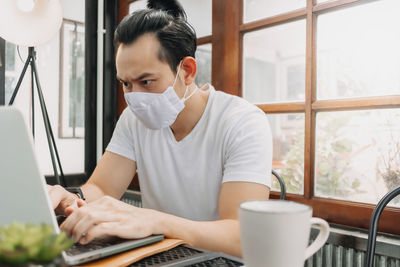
0, 0, 66, 186
8, 47, 66, 186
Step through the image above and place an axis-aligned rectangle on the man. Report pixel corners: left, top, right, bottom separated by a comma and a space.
48, 0, 272, 257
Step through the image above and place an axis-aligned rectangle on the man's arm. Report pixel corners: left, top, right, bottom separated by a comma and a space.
153, 181, 270, 257
81, 151, 137, 202
48, 151, 136, 214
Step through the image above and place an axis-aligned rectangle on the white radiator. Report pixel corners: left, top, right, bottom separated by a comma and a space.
306, 226, 400, 267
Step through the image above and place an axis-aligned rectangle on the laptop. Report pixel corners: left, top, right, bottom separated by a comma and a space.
0, 107, 163, 265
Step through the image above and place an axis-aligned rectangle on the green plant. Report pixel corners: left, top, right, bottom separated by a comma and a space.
315, 113, 364, 197
280, 129, 304, 193
377, 126, 400, 204
278, 113, 364, 197
0, 222, 73, 264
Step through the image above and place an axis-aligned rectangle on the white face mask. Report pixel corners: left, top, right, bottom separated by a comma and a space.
124, 62, 198, 130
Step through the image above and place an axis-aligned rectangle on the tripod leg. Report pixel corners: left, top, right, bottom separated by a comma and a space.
9, 55, 31, 105
31, 58, 66, 186
31, 62, 35, 139
40, 92, 66, 185
30, 58, 65, 186
32, 69, 66, 185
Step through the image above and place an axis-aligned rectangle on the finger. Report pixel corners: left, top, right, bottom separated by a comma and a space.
77, 199, 87, 207
60, 205, 83, 238
65, 207, 74, 217
81, 220, 154, 244
67, 208, 118, 242
79, 222, 118, 244
47, 185, 64, 210
65, 201, 78, 216
71, 210, 99, 242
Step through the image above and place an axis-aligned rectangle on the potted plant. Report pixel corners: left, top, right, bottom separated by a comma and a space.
0, 222, 73, 266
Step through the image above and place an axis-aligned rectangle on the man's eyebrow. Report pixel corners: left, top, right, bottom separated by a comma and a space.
116, 73, 154, 83
116, 76, 125, 83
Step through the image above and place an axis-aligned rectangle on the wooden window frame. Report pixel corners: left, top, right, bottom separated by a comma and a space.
236, 0, 400, 235
118, 0, 400, 235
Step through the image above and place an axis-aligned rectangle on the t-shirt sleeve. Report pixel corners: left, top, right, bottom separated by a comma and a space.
105, 108, 136, 162
222, 110, 272, 188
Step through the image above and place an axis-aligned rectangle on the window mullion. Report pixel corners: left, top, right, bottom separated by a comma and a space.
304, 0, 317, 200
212, 0, 241, 96
313, 96, 400, 112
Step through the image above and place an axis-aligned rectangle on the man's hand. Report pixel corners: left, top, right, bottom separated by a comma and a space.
59, 196, 158, 244
47, 185, 79, 216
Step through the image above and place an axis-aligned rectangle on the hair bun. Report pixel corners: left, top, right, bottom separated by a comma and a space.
147, 0, 186, 19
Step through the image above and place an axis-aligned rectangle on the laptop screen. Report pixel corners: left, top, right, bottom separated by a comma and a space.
0, 107, 59, 230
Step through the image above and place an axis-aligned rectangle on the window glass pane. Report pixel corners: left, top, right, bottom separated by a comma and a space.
129, 0, 212, 38
315, 109, 400, 206
4, 42, 17, 103
180, 0, 212, 38
317, 0, 400, 100
243, 20, 306, 104
244, 0, 305, 23
129, 0, 147, 13
5, 42, 15, 71
195, 43, 211, 88
60, 20, 85, 138
5, 0, 85, 175
5, 76, 15, 102
267, 113, 304, 194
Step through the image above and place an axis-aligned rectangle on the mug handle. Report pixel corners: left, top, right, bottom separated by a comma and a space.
304, 217, 330, 260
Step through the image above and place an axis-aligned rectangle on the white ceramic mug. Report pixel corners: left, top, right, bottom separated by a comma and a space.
239, 200, 330, 267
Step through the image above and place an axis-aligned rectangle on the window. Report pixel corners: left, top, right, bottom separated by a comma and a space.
216, 0, 400, 234
128, 0, 147, 13
59, 20, 85, 139
243, 20, 306, 103
313, 0, 400, 206
195, 43, 212, 87
268, 113, 305, 194
316, 1, 400, 100
4, 42, 16, 103
315, 109, 400, 206
180, 0, 212, 38
243, 0, 305, 23
185, 0, 213, 87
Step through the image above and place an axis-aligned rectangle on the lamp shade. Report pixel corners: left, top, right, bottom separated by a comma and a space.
0, 0, 62, 47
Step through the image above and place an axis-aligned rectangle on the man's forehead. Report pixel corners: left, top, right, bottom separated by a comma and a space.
117, 34, 161, 60
116, 34, 167, 79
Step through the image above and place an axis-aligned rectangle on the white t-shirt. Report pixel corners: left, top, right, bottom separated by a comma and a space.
106, 85, 272, 221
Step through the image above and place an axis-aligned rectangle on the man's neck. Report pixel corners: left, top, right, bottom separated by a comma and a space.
170, 84, 210, 142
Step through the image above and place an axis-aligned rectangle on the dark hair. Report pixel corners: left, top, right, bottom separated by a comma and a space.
114, 0, 197, 73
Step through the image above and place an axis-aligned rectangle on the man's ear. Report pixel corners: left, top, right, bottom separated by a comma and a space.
181, 57, 197, 85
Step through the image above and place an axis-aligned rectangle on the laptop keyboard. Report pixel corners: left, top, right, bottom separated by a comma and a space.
130, 245, 243, 267
65, 236, 129, 256
189, 257, 243, 267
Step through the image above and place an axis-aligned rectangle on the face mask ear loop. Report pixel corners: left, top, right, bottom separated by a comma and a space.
183, 85, 199, 102
172, 61, 182, 89
172, 61, 190, 100
182, 86, 189, 99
